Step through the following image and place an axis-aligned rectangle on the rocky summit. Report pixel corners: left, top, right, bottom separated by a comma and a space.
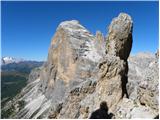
2, 13, 159, 119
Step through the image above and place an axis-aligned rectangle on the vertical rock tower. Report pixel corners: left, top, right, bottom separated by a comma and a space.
106, 13, 133, 60
8, 13, 159, 119
47, 13, 133, 118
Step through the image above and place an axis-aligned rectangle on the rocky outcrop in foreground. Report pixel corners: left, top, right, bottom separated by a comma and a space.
2, 13, 159, 119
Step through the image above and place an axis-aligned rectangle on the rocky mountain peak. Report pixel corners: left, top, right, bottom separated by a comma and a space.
106, 13, 133, 60
155, 49, 159, 59
58, 20, 80, 29
96, 31, 104, 41
3, 13, 158, 119
56, 20, 93, 38
1, 56, 25, 65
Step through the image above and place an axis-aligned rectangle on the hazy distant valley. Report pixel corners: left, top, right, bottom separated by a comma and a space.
1, 58, 43, 118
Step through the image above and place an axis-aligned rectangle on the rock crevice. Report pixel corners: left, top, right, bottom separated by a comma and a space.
3, 13, 158, 119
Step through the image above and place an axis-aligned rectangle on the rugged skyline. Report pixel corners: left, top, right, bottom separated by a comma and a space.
2, 1, 158, 60
2, 12, 159, 119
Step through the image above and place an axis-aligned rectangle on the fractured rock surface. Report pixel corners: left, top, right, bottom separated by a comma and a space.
2, 13, 159, 119
106, 13, 133, 60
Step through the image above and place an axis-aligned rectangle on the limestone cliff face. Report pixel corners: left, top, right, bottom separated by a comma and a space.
106, 13, 132, 60
3, 13, 158, 119
39, 20, 103, 99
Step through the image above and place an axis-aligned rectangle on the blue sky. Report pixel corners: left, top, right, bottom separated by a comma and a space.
1, 1, 159, 61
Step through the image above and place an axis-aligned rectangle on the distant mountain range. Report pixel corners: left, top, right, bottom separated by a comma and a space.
1, 56, 43, 66
1, 57, 24, 65
1, 56, 44, 114
1, 56, 44, 73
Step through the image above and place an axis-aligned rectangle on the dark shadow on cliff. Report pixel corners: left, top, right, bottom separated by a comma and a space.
154, 115, 159, 119
121, 75, 129, 98
121, 62, 129, 98
89, 101, 114, 119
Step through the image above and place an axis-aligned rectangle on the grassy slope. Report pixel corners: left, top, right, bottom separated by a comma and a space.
1, 72, 28, 106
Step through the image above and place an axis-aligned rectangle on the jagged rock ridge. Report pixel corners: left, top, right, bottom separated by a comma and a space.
2, 13, 159, 119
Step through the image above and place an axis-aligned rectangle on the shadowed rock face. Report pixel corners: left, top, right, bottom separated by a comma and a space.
106, 13, 133, 60
89, 101, 114, 119
3, 13, 158, 119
